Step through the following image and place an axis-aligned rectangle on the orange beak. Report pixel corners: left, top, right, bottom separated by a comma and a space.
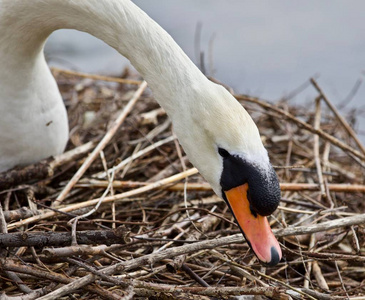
224, 183, 281, 266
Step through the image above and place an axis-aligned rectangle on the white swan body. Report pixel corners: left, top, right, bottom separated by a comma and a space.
0, 0, 281, 265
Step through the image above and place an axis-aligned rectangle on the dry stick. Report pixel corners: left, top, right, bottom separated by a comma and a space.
54, 81, 148, 206
5, 185, 360, 233
0, 204, 33, 295
183, 261, 242, 284
181, 263, 210, 288
68, 170, 115, 245
50, 141, 95, 170
8, 180, 364, 231
0, 259, 120, 300
312, 261, 329, 291
304, 234, 316, 289
164, 209, 219, 285
310, 78, 365, 156
51, 67, 142, 85
43, 245, 109, 257
235, 94, 365, 161
35, 235, 254, 300
0, 142, 95, 190
95, 135, 176, 179
2, 207, 38, 223
7, 168, 199, 230
76, 180, 365, 193
132, 284, 281, 299
299, 288, 343, 300
322, 141, 335, 208
36, 213, 365, 300
351, 225, 361, 253
303, 251, 365, 262
313, 96, 326, 198
280, 183, 365, 192
65, 257, 123, 286
226, 259, 316, 300
275, 213, 365, 237
334, 260, 350, 299
211, 250, 268, 287
0, 230, 127, 248
100, 151, 117, 229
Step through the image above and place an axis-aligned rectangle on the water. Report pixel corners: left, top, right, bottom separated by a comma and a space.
45, 0, 365, 139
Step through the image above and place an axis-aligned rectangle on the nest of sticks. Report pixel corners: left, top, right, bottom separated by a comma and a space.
0, 68, 364, 300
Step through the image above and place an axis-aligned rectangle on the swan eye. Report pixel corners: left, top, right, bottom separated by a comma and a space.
218, 147, 230, 158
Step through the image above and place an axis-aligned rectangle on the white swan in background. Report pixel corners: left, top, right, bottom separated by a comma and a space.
0, 0, 282, 265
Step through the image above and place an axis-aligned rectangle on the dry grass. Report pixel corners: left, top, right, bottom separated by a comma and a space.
0, 68, 364, 299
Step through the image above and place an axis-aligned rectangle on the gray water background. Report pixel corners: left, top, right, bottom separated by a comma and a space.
45, 0, 365, 140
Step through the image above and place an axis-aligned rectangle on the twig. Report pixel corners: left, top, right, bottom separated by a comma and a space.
51, 67, 142, 85
49, 141, 95, 169
0, 258, 120, 299
0, 142, 94, 190
0, 204, 33, 294
312, 261, 329, 291
302, 251, 365, 262
132, 284, 282, 299
334, 260, 349, 299
43, 245, 110, 258
235, 94, 365, 161
310, 78, 365, 156
95, 135, 175, 179
4, 271, 33, 294
3, 69, 365, 299
36, 213, 365, 299
182, 264, 210, 287
279, 183, 365, 192
76, 180, 365, 193
54, 81, 147, 206
313, 96, 326, 198
68, 169, 115, 245
275, 213, 365, 237
5, 180, 365, 232
0, 229, 128, 248
304, 234, 316, 289
7, 168, 199, 230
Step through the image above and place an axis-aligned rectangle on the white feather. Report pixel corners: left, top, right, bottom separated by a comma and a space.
0, 0, 269, 196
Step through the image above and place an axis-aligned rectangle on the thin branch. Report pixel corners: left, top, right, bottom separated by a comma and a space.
37, 213, 365, 300
7, 168, 199, 230
54, 81, 148, 205
310, 78, 365, 156
235, 94, 365, 162
51, 67, 142, 85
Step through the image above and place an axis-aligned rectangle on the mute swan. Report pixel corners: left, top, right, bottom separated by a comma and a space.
0, 0, 282, 266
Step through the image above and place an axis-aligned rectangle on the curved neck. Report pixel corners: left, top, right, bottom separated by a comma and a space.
0, 0, 209, 116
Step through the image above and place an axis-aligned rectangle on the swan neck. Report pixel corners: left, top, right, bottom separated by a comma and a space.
1, 0, 208, 115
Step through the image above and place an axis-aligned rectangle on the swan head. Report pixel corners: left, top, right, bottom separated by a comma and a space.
172, 82, 281, 266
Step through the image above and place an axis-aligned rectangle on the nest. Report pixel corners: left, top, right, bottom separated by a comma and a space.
0, 68, 364, 300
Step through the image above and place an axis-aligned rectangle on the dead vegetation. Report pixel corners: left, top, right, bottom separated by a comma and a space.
0, 67, 364, 299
